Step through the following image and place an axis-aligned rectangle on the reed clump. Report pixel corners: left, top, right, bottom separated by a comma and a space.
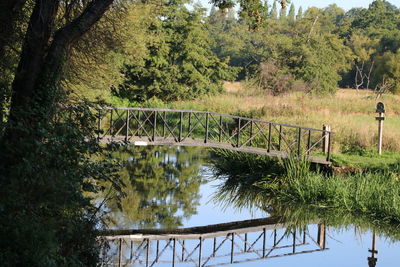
212, 150, 400, 225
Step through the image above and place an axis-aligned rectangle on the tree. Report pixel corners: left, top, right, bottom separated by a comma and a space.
261, 0, 269, 20
374, 49, 400, 94
115, 3, 235, 102
271, 1, 278, 19
348, 32, 378, 89
297, 6, 303, 20
0, 1, 122, 265
279, 3, 287, 20
288, 3, 296, 24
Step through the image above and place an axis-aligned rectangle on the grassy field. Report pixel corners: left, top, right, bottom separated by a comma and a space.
160, 82, 400, 154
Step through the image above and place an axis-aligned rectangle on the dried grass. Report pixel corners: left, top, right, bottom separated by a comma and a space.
170, 84, 400, 152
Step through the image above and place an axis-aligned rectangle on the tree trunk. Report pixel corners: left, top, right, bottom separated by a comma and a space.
5, 0, 114, 143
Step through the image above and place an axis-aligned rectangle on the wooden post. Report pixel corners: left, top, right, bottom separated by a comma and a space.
377, 113, 384, 155
322, 125, 330, 153
317, 224, 326, 249
375, 102, 385, 155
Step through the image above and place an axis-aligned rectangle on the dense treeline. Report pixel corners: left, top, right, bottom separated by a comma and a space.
105, 0, 400, 101
207, 0, 400, 95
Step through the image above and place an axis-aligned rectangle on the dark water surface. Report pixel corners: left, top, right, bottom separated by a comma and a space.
102, 146, 399, 267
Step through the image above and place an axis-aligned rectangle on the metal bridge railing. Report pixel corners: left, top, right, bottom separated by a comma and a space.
94, 107, 333, 163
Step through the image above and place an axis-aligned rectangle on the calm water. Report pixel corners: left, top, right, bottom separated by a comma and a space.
102, 146, 400, 267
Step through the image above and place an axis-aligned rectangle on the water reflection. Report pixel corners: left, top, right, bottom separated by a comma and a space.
100, 218, 328, 266
101, 146, 399, 266
104, 146, 208, 229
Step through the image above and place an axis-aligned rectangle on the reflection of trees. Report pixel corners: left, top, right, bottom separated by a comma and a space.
106, 146, 207, 229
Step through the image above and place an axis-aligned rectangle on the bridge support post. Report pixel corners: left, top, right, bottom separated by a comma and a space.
179, 112, 183, 142
153, 111, 157, 142
231, 233, 235, 263
237, 119, 241, 148
205, 113, 209, 143
199, 237, 203, 267
118, 238, 122, 267
125, 111, 130, 142
267, 123, 272, 152
322, 125, 330, 154
297, 128, 302, 156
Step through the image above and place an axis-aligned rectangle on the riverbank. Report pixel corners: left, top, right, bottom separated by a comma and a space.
211, 149, 400, 226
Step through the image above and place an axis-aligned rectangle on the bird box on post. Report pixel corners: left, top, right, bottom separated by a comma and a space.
376, 102, 385, 114
375, 102, 385, 155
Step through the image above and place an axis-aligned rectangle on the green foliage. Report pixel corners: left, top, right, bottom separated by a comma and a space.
207, 2, 353, 94
288, 3, 295, 24
374, 49, 400, 93
64, 3, 151, 100
104, 146, 207, 229
0, 101, 123, 266
115, 2, 235, 102
213, 150, 400, 225
296, 6, 303, 20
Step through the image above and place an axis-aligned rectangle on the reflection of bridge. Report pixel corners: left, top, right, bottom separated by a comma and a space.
95, 107, 333, 165
99, 217, 327, 267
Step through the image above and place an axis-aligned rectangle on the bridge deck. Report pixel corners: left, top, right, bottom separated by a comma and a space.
99, 136, 331, 165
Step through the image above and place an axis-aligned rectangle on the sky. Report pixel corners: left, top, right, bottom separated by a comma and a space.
197, 0, 400, 12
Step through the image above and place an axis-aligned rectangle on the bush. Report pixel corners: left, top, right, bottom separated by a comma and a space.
254, 61, 309, 96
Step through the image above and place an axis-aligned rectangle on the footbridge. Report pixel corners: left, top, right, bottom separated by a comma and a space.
99, 217, 327, 267
95, 107, 333, 165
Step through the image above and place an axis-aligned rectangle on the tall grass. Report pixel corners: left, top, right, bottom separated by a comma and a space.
277, 171, 400, 223
212, 150, 400, 225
